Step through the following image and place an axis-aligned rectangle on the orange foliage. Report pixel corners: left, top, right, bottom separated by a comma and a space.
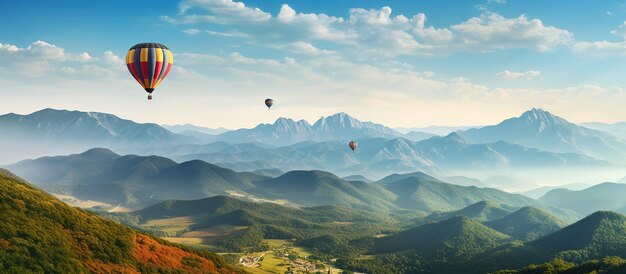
0, 239, 10, 249
134, 233, 234, 273
85, 259, 140, 274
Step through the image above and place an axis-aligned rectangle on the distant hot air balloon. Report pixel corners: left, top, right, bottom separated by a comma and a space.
126, 43, 173, 100
348, 141, 357, 151
265, 98, 274, 109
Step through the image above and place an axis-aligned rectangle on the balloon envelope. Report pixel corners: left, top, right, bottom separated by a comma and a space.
265, 98, 273, 109
349, 141, 357, 151
126, 43, 173, 99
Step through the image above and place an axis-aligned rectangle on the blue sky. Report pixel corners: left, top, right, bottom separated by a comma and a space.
3, 0, 626, 128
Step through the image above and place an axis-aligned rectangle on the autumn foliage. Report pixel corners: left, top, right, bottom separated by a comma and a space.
0, 169, 243, 273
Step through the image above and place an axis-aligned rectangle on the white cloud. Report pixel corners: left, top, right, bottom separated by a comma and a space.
273, 42, 335, 56
497, 70, 541, 80
572, 41, 626, 57
0, 40, 92, 62
162, 1, 572, 57
449, 13, 572, 52
572, 22, 626, 57
205, 29, 249, 37
0, 41, 123, 77
183, 28, 201, 34
487, 0, 507, 4
611, 21, 626, 39
170, 0, 271, 24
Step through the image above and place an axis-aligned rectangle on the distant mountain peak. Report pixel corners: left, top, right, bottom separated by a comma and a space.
519, 108, 569, 130
441, 132, 468, 144
314, 112, 362, 129
80, 147, 120, 158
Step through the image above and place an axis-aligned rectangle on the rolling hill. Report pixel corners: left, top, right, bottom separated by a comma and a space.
473, 211, 626, 272
0, 169, 240, 273
485, 206, 566, 241
8, 149, 583, 218
339, 211, 626, 274
527, 211, 626, 260
383, 175, 553, 213
539, 183, 626, 215
252, 170, 398, 211
416, 201, 515, 225
371, 216, 510, 259
114, 195, 396, 252
7, 148, 268, 208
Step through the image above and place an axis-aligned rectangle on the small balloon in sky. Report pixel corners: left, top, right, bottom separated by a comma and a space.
349, 141, 357, 151
265, 98, 274, 109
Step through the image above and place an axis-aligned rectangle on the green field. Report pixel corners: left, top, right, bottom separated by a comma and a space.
257, 253, 290, 273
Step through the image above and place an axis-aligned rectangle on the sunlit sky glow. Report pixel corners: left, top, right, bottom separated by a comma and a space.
3, 0, 626, 128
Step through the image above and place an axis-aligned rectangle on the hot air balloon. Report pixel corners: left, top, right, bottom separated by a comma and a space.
265, 98, 274, 109
348, 141, 357, 151
126, 43, 173, 100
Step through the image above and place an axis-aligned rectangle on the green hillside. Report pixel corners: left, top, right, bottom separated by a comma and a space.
376, 171, 441, 185
416, 200, 514, 225
8, 148, 269, 208
485, 206, 566, 241
116, 195, 397, 252
384, 176, 577, 222
494, 256, 626, 274
252, 170, 398, 210
540, 183, 626, 215
528, 211, 626, 261
372, 216, 510, 258
0, 169, 240, 273
473, 211, 626, 272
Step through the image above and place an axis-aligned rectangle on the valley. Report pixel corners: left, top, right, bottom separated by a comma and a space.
3, 107, 626, 273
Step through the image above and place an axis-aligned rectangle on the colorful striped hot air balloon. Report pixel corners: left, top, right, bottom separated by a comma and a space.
126, 43, 173, 100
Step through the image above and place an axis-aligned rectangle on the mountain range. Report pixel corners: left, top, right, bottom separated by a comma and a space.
168, 133, 607, 179
0, 108, 194, 163
459, 108, 626, 163
5, 149, 579, 221
212, 112, 404, 146
6, 148, 268, 208
2, 107, 625, 187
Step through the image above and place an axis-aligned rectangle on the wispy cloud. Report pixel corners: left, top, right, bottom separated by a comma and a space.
573, 22, 626, 57
497, 70, 541, 80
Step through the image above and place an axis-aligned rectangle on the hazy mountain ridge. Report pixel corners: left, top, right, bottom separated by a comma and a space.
0, 108, 195, 163
171, 133, 606, 179
211, 112, 403, 146
459, 108, 626, 163
485, 206, 566, 241
539, 182, 626, 215
7, 148, 268, 208
5, 148, 582, 220
0, 108, 618, 183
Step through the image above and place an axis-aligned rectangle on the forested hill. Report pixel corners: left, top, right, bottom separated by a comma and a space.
0, 169, 242, 273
